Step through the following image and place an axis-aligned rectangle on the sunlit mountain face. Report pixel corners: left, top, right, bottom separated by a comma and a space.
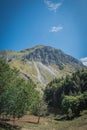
0, 45, 85, 88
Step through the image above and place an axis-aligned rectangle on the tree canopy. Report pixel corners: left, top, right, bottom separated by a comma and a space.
0, 59, 39, 119
44, 69, 87, 118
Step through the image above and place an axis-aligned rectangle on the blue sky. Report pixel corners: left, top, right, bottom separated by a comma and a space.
0, 0, 87, 59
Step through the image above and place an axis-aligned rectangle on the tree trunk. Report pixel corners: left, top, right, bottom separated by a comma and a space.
13, 116, 15, 125
37, 116, 40, 124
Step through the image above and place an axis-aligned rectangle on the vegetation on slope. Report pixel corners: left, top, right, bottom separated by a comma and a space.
0, 45, 87, 129
0, 58, 87, 130
44, 69, 87, 118
0, 45, 85, 87
0, 59, 39, 119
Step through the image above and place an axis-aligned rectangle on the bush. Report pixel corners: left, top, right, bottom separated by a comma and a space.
62, 96, 80, 118
62, 92, 87, 119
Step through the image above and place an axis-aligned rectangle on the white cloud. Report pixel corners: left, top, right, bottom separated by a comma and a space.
80, 57, 87, 66
44, 0, 62, 12
50, 26, 63, 32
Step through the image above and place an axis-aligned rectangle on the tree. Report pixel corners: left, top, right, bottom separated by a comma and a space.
32, 98, 47, 124
0, 59, 39, 121
62, 96, 80, 119
0, 59, 19, 115
78, 92, 87, 111
0, 59, 18, 94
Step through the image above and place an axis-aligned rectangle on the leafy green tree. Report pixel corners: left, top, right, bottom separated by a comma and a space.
32, 98, 47, 123
0, 59, 18, 94
0, 59, 39, 120
79, 70, 87, 92
62, 96, 80, 118
44, 69, 87, 114
78, 92, 87, 111
0, 59, 19, 115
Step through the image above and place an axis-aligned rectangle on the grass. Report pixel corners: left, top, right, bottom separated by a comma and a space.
22, 114, 87, 130
0, 113, 87, 130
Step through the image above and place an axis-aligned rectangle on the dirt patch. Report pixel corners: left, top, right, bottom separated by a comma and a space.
7, 115, 49, 126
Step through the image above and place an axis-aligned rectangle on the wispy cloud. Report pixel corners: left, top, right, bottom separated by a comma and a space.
44, 0, 62, 12
49, 25, 63, 32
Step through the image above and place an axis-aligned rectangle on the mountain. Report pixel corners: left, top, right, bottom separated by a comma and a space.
0, 45, 85, 87
80, 57, 87, 66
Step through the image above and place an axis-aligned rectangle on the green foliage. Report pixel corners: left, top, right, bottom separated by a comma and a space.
0, 59, 39, 119
0, 59, 18, 94
44, 69, 87, 118
44, 78, 64, 108
33, 98, 47, 116
32, 98, 47, 123
78, 92, 87, 111
62, 92, 87, 118
62, 96, 80, 118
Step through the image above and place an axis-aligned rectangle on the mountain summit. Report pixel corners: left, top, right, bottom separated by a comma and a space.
23, 45, 83, 67
0, 45, 84, 86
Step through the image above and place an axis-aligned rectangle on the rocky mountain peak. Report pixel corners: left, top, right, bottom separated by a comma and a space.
23, 45, 83, 68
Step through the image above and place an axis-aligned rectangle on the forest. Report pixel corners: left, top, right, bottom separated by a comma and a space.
0, 58, 87, 130
0, 59, 40, 120
44, 68, 87, 118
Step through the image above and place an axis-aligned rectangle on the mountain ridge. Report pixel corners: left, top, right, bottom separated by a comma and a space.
0, 45, 85, 87
24, 45, 82, 66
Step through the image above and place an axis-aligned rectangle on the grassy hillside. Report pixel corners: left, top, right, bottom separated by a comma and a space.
0, 45, 85, 87
8, 58, 80, 88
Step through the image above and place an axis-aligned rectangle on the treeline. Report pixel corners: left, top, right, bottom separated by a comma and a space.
44, 69, 87, 119
0, 59, 39, 120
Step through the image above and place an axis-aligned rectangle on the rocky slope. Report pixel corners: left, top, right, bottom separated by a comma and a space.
0, 45, 85, 87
